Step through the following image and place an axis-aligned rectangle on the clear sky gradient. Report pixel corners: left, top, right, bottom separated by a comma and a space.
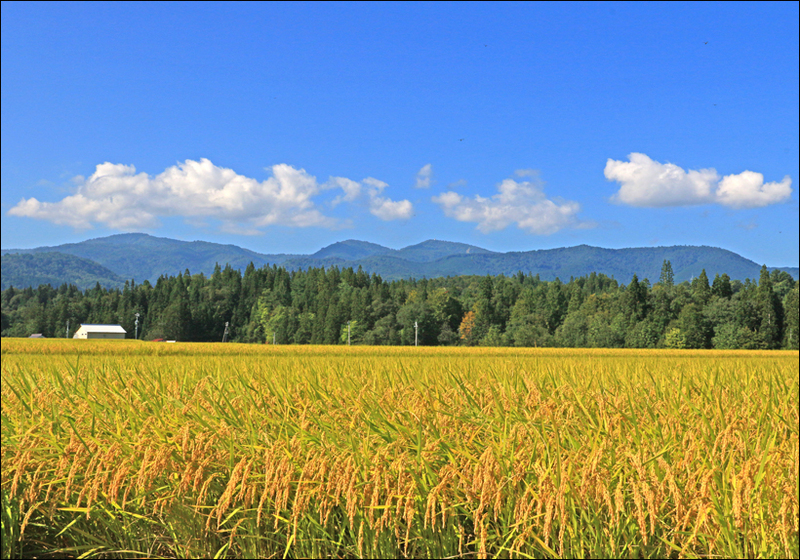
2, 2, 798, 266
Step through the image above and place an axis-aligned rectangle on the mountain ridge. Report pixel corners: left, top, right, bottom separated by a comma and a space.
310, 240, 392, 260
1, 252, 127, 291
2, 233, 797, 289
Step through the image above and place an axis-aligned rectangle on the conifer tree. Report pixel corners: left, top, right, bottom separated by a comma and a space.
659, 260, 674, 288
784, 283, 799, 349
711, 273, 733, 299
757, 265, 782, 348
692, 269, 711, 305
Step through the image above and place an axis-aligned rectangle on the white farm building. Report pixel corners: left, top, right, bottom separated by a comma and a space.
73, 324, 127, 340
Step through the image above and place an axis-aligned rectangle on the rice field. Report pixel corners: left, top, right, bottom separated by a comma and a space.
1, 339, 798, 558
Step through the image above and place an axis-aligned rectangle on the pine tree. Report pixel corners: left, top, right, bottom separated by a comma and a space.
544, 279, 568, 333
659, 260, 674, 288
623, 273, 648, 322
692, 269, 711, 305
757, 265, 781, 348
783, 283, 799, 349
711, 273, 733, 299
323, 298, 344, 345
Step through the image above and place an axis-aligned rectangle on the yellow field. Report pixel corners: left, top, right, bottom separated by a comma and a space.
2, 339, 798, 558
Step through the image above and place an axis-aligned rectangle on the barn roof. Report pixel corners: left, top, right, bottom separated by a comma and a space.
77, 324, 127, 334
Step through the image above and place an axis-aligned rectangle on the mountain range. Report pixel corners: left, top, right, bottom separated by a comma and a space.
2, 233, 797, 290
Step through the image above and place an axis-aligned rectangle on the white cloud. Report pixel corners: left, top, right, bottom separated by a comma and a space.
432, 171, 586, 235
370, 197, 414, 221
605, 153, 792, 208
605, 153, 717, 207
363, 177, 389, 191
329, 177, 362, 207
716, 171, 792, 209
415, 164, 433, 189
9, 159, 337, 230
364, 177, 413, 220
8, 158, 416, 231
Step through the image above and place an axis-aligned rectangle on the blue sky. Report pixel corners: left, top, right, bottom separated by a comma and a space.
2, 1, 798, 265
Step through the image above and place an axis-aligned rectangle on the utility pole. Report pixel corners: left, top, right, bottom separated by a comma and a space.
273, 332, 276, 345
66, 319, 70, 339
347, 321, 351, 346
414, 321, 418, 347
222, 322, 229, 343
134, 313, 140, 340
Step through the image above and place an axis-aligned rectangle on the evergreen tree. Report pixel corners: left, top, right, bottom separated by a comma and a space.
692, 269, 711, 305
323, 297, 344, 344
659, 260, 674, 288
154, 276, 191, 340
470, 276, 495, 340
711, 273, 733, 299
623, 274, 648, 322
783, 283, 799, 349
757, 265, 782, 348
544, 279, 568, 333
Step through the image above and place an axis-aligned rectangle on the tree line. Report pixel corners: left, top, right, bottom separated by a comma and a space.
2, 260, 798, 350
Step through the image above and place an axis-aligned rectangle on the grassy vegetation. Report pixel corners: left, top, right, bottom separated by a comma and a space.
2, 339, 798, 558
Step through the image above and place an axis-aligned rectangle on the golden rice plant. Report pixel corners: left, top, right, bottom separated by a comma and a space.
2, 338, 798, 558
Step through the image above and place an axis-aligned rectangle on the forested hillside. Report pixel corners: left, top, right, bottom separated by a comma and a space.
0, 252, 126, 291
2, 261, 797, 350
1, 233, 296, 283
4, 233, 796, 286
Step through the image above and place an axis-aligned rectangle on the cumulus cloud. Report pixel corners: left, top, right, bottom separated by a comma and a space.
329, 177, 362, 207
605, 153, 792, 208
9, 158, 415, 231
415, 164, 433, 189
716, 171, 792, 209
364, 177, 414, 220
432, 170, 587, 235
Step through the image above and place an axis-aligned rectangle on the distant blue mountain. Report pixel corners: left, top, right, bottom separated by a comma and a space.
311, 240, 392, 260
2, 233, 298, 284
1, 252, 126, 291
2, 233, 797, 289
392, 240, 496, 263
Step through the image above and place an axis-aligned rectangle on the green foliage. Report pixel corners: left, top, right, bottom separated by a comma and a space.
712, 273, 733, 299
692, 269, 712, 305
1, 489, 20, 559
664, 327, 686, 349
659, 259, 674, 287
428, 288, 463, 333
784, 283, 799, 349
479, 324, 505, 346
1, 252, 126, 291
2, 259, 797, 349
555, 309, 589, 347
677, 303, 712, 349
339, 320, 366, 344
